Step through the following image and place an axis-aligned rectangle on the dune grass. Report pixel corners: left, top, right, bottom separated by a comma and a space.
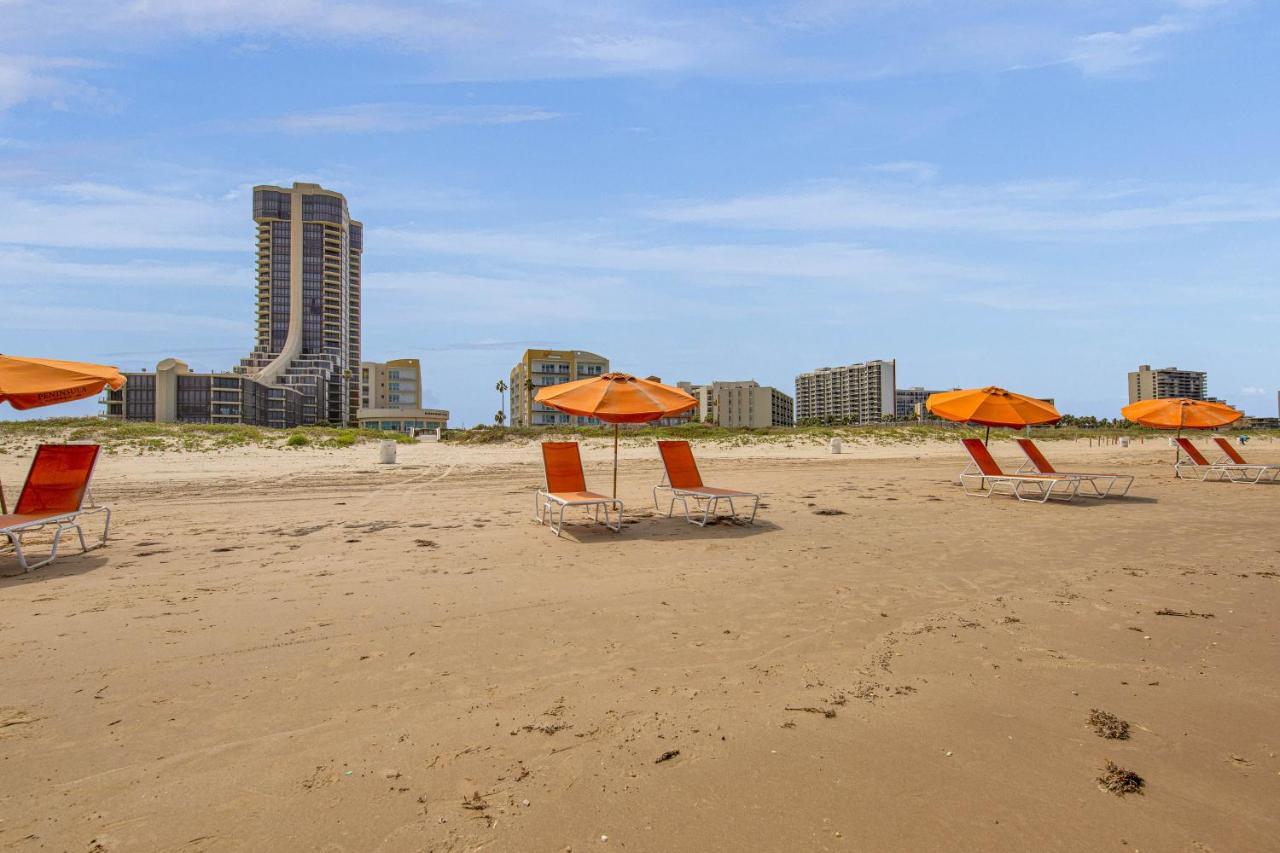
0, 417, 415, 455
441, 421, 1255, 447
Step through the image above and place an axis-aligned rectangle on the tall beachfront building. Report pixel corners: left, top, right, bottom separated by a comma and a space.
105, 182, 362, 428
509, 349, 609, 426
795, 359, 896, 423
238, 183, 363, 426
1127, 364, 1207, 404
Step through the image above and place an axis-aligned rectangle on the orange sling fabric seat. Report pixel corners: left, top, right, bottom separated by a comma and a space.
2, 444, 111, 572
1175, 438, 1211, 467
534, 442, 622, 537
1212, 437, 1247, 466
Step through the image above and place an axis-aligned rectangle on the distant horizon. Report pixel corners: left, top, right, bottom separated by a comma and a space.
3, 2, 1278, 426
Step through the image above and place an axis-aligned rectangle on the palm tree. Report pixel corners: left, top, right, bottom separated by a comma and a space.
495, 379, 508, 428
494, 409, 506, 426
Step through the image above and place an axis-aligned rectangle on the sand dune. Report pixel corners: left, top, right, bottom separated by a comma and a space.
1, 439, 1278, 851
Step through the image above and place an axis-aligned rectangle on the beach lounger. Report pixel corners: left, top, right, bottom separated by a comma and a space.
1, 444, 110, 572
960, 438, 1082, 503
653, 440, 760, 526
1174, 437, 1278, 483
1210, 436, 1280, 484
1014, 438, 1134, 498
534, 442, 623, 537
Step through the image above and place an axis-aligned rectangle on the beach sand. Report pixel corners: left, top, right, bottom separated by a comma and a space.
1, 438, 1278, 851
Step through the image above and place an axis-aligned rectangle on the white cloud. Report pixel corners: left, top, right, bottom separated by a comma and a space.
1240, 385, 1270, 396
0, 247, 245, 287
371, 226, 997, 284
646, 178, 1280, 237
0, 183, 243, 251
0, 54, 114, 111
248, 103, 564, 134
867, 161, 938, 181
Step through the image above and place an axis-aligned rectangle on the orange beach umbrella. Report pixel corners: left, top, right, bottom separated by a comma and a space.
0, 355, 125, 411
536, 373, 696, 497
1121, 398, 1242, 463
0, 354, 126, 514
927, 386, 1061, 444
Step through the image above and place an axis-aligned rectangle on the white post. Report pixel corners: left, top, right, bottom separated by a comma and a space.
378, 440, 397, 464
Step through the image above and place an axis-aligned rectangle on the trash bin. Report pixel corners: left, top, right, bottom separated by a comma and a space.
378, 440, 397, 464
1118, 437, 1129, 448
830, 437, 842, 455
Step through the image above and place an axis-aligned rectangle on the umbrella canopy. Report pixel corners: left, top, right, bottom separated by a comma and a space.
0, 354, 126, 514
536, 372, 696, 424
927, 386, 1061, 443
535, 373, 697, 497
1121, 398, 1242, 430
0, 354, 125, 411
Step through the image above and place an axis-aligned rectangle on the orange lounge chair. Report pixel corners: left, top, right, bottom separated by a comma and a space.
1210, 436, 1280, 484
1, 444, 110, 571
960, 438, 1081, 503
653, 440, 759, 526
534, 442, 623, 537
1014, 438, 1134, 497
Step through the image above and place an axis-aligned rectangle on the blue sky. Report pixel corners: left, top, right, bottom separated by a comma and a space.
2, 0, 1277, 425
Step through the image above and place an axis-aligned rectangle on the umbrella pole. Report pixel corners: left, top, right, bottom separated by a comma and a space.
0, 481, 5, 516
613, 423, 619, 499
984, 425, 990, 446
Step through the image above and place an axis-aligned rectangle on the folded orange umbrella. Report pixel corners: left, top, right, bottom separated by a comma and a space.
1122, 398, 1242, 464
0, 354, 126, 411
927, 386, 1061, 444
536, 373, 696, 496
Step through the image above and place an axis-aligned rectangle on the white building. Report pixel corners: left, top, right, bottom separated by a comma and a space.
795, 359, 896, 423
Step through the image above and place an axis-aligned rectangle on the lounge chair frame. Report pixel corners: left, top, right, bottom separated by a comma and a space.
652, 474, 760, 527
653, 441, 759, 526
959, 439, 1082, 503
533, 442, 623, 538
1172, 438, 1275, 483
534, 490, 623, 537
1209, 437, 1280, 484
1, 446, 111, 572
1013, 438, 1134, 498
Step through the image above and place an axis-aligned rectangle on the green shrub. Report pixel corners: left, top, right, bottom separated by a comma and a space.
286, 433, 310, 447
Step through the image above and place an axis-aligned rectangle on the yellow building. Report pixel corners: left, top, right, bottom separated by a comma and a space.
509, 349, 609, 427
361, 358, 422, 409
357, 358, 449, 434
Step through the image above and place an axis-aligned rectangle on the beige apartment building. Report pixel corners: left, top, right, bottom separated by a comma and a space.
1127, 364, 1207, 403
679, 380, 794, 428
356, 358, 449, 434
509, 349, 609, 427
795, 359, 896, 423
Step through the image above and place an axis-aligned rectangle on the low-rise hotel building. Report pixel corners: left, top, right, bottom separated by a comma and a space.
679, 380, 794, 428
356, 358, 449, 434
509, 349, 609, 427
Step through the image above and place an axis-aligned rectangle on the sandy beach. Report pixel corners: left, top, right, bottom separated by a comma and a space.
2, 437, 1278, 852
